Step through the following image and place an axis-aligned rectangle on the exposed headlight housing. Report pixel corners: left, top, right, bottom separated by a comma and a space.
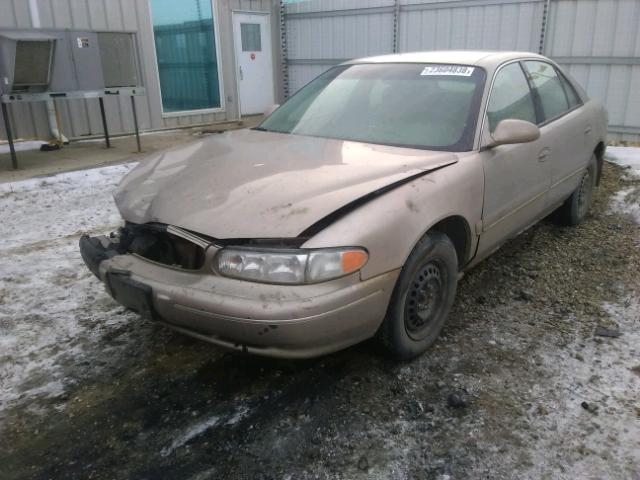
215, 247, 368, 284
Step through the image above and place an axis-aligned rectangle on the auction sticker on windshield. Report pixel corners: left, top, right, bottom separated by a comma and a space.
420, 65, 475, 76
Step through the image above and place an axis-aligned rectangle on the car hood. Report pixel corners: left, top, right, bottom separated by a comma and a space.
114, 129, 458, 239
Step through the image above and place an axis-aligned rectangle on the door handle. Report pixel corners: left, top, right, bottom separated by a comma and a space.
538, 147, 551, 161
239, 66, 243, 81
584, 126, 592, 135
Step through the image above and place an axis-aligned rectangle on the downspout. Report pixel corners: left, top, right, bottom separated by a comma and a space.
28, 0, 69, 144
46, 100, 68, 143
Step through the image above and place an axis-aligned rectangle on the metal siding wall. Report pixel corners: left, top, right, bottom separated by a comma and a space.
284, 0, 395, 92
285, 0, 395, 14
284, 0, 542, 95
399, 1, 544, 52
0, 0, 269, 141
283, 0, 640, 142
0, 0, 50, 142
546, 0, 640, 141
288, 63, 328, 93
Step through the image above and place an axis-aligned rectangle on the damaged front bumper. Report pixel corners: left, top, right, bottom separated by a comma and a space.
79, 233, 399, 358
79, 235, 124, 278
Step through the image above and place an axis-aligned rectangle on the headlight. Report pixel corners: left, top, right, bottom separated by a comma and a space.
215, 247, 368, 284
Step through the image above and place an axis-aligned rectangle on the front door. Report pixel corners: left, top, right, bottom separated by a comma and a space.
232, 12, 275, 116
476, 61, 552, 257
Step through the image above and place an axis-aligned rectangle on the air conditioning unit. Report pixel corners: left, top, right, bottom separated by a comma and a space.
0, 29, 142, 95
0, 31, 56, 94
98, 32, 140, 88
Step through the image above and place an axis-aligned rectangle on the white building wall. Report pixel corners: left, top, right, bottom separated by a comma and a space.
0, 0, 281, 141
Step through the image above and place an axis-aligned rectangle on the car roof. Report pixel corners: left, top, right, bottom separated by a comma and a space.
346, 50, 548, 69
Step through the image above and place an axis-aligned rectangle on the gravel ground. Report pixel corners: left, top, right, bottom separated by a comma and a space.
1, 157, 639, 479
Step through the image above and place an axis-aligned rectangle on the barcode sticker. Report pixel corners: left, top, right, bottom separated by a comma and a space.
420, 65, 475, 76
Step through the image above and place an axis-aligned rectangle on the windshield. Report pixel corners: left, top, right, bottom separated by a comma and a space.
258, 63, 486, 151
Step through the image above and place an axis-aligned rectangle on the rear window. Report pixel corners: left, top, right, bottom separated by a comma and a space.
558, 71, 581, 109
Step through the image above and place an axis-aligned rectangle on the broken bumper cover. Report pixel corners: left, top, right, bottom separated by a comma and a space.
79, 235, 115, 278
79, 235, 399, 358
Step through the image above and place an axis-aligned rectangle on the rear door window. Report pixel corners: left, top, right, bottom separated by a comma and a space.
487, 62, 537, 132
524, 60, 570, 122
558, 71, 581, 109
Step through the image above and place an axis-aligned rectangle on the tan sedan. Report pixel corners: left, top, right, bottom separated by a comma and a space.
80, 51, 607, 359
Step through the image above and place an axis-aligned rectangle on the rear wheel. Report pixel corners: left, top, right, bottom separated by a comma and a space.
378, 231, 458, 360
555, 154, 597, 226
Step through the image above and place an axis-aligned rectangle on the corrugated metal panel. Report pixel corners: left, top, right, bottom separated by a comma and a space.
1, 0, 282, 142
284, 0, 544, 95
0, 0, 49, 143
546, 0, 640, 141
288, 63, 329, 92
285, 0, 394, 15
283, 0, 640, 141
399, 1, 544, 52
286, 13, 394, 60
284, 0, 395, 92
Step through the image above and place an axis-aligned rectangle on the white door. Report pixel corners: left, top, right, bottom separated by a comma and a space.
233, 12, 275, 116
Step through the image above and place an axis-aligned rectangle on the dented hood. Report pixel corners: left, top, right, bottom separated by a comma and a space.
114, 129, 458, 238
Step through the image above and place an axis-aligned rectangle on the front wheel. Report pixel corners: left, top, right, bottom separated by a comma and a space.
378, 231, 458, 360
555, 154, 598, 226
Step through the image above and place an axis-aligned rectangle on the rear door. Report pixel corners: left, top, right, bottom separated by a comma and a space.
522, 60, 590, 208
477, 61, 551, 256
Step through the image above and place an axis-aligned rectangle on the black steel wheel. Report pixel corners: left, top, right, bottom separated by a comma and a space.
404, 261, 447, 341
555, 153, 598, 226
378, 231, 458, 360
576, 166, 594, 220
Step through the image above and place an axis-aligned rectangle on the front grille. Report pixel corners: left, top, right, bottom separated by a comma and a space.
121, 223, 207, 270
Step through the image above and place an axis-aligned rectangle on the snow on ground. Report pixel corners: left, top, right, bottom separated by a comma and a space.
0, 163, 135, 419
159, 405, 251, 457
606, 146, 640, 224
606, 146, 640, 174
0, 146, 637, 477
522, 296, 640, 479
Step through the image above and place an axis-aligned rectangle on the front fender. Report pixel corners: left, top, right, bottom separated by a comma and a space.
301, 153, 484, 280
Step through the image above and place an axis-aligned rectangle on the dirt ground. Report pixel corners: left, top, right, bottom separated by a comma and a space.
1, 162, 639, 479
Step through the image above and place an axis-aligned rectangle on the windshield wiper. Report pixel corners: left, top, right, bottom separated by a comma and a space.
252, 126, 269, 132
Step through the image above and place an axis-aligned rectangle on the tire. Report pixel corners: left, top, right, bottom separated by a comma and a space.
378, 231, 458, 360
555, 154, 598, 226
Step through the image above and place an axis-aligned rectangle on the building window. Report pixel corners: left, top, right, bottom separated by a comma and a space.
240, 23, 261, 52
150, 0, 221, 113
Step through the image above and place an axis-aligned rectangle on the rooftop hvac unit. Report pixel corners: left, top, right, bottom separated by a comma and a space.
0, 29, 142, 95
0, 31, 56, 94
98, 32, 140, 88
1, 28, 145, 169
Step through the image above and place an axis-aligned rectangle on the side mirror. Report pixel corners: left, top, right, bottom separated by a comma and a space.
488, 119, 540, 147
263, 104, 279, 117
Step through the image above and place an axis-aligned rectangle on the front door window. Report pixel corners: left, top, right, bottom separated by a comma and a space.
487, 62, 537, 132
